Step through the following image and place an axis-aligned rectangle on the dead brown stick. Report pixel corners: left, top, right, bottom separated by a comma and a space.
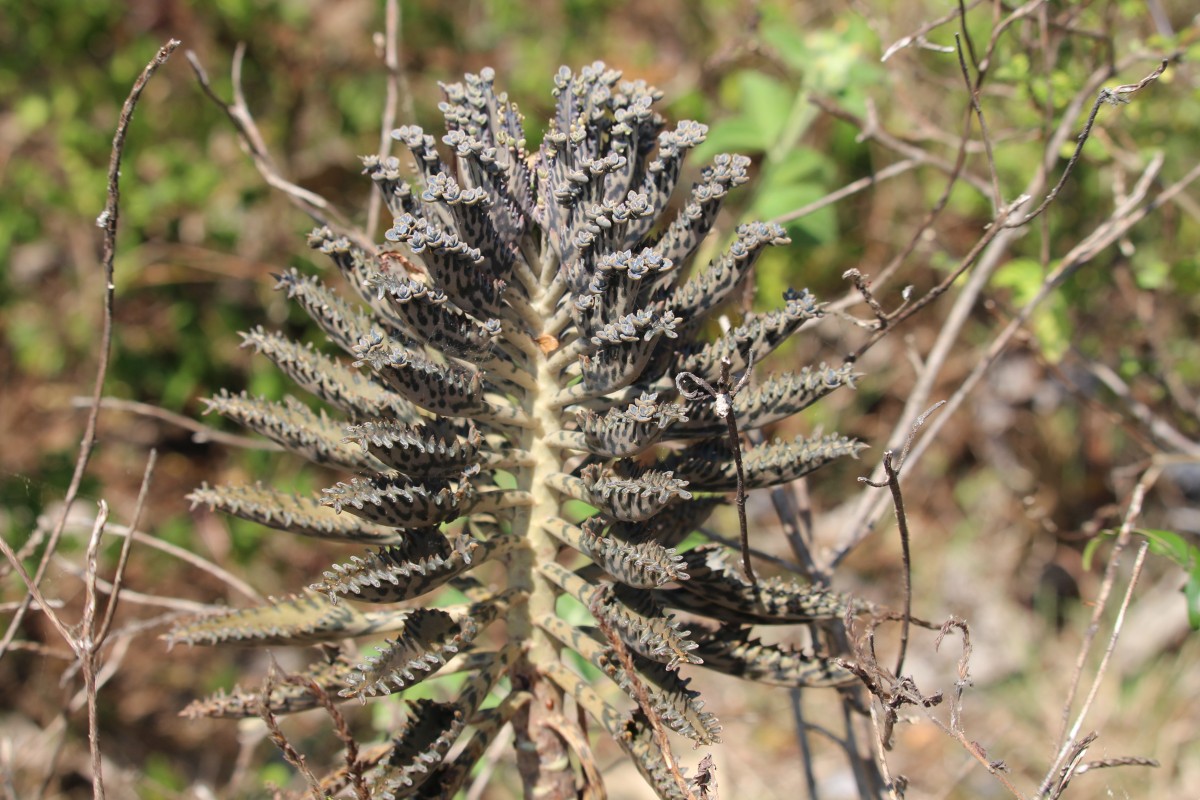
0, 38, 179, 668
365, 0, 404, 237
1038, 469, 1157, 794
68, 396, 284, 452
589, 587, 698, 800
259, 664, 325, 800
185, 45, 377, 255
95, 449, 156, 645
79, 504, 111, 800
1005, 60, 1170, 229
833, 57, 1184, 567
845, 156, 1200, 565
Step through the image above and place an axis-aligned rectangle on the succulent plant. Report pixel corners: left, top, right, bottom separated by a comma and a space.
168, 62, 866, 799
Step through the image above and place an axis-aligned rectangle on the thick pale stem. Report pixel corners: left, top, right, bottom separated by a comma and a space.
506, 280, 579, 799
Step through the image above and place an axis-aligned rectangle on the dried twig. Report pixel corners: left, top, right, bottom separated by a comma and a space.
1005, 60, 1169, 229
676, 352, 758, 585
771, 159, 920, 227
833, 53, 1186, 567
589, 586, 698, 800
0, 38, 179, 665
95, 450, 156, 645
788, 689, 821, 799
69, 396, 284, 451
1038, 469, 1158, 796
58, 517, 261, 603
186, 46, 377, 255
79, 503, 110, 800
285, 673, 369, 800
259, 665, 324, 800
464, 723, 515, 800
365, 0, 405, 237
844, 156, 1200, 569
880, 0, 985, 61
954, 34, 1003, 212
860, 402, 945, 679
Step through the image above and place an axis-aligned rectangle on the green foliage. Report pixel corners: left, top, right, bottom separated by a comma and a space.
1084, 527, 1200, 631
993, 258, 1071, 362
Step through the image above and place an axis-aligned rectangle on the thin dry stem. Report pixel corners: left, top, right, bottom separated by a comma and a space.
65, 519, 261, 603
1037, 470, 1157, 796
464, 723, 515, 800
0, 38, 179, 664
1006, 59, 1170, 229
80, 502, 111, 800
259, 666, 325, 800
847, 157, 1200, 564
95, 450, 156, 646
589, 587, 699, 800
833, 51, 1182, 567
69, 396, 284, 451
771, 159, 920, 227
185, 46, 378, 255
365, 0, 403, 237
954, 34, 1003, 212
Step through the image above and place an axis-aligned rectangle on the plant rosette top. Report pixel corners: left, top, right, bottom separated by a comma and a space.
168, 62, 866, 800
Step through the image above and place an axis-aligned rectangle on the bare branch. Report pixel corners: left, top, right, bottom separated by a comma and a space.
185, 46, 378, 255
955, 34, 1003, 212
590, 586, 699, 800
69, 396, 285, 451
1039, 469, 1157, 795
365, 0, 405, 237
95, 449, 157, 646
859, 402, 944, 680
1005, 60, 1169, 229
677, 351, 759, 585
0, 38, 179, 665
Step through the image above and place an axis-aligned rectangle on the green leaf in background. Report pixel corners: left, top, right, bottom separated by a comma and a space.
994, 257, 1071, 362
1136, 528, 1200, 631
760, 12, 882, 112
1083, 526, 1200, 631
1131, 252, 1171, 290
695, 70, 795, 160
1185, 576, 1200, 631
752, 182, 837, 245
1135, 527, 1197, 566
748, 147, 838, 243
700, 115, 774, 157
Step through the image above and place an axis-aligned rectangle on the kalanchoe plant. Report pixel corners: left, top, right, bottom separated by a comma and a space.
168, 62, 866, 799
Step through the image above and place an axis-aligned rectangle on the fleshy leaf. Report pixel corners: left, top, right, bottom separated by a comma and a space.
188, 482, 401, 545
203, 390, 381, 471
665, 545, 861, 623
166, 592, 407, 647
579, 462, 692, 523
342, 597, 507, 699
343, 417, 481, 478
690, 625, 855, 687
322, 474, 477, 529
314, 532, 518, 603
544, 516, 688, 589
181, 651, 358, 719
674, 363, 859, 436
660, 432, 866, 491
574, 391, 688, 458
240, 326, 418, 423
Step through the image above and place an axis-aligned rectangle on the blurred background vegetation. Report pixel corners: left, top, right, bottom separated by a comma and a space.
2, 0, 1199, 797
